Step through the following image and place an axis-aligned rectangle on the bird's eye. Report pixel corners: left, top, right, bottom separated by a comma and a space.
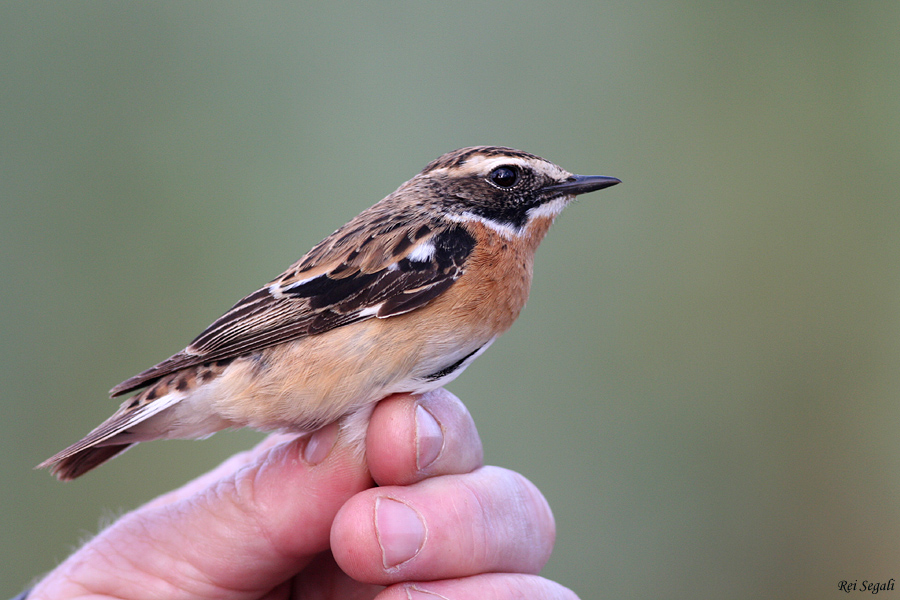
488, 165, 520, 188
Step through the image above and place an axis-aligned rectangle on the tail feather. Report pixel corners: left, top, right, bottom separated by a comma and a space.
37, 386, 185, 480
38, 443, 135, 481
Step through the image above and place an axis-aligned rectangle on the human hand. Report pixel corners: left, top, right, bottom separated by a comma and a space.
28, 389, 576, 599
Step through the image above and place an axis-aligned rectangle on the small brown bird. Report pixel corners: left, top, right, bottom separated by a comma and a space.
39, 146, 619, 480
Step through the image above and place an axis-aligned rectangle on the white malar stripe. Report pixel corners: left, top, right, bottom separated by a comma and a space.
407, 241, 436, 263
446, 211, 521, 240
526, 197, 570, 221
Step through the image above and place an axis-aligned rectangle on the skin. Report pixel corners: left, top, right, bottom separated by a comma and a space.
28, 389, 579, 600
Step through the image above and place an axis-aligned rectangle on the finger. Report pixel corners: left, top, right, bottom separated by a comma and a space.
378, 574, 579, 600
289, 553, 385, 599
33, 423, 372, 600
367, 388, 483, 487
143, 432, 300, 509
331, 466, 556, 585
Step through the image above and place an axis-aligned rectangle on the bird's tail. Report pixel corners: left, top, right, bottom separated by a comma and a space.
37, 384, 186, 480
37, 443, 136, 481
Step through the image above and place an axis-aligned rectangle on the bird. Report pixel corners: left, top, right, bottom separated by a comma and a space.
38, 146, 620, 480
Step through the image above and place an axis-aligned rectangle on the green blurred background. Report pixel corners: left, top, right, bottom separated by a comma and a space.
2, 2, 899, 598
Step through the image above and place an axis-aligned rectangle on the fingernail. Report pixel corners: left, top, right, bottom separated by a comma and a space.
303, 422, 338, 465
415, 404, 443, 470
375, 497, 426, 569
405, 585, 450, 599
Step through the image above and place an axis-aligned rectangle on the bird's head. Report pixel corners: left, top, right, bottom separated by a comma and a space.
410, 146, 620, 235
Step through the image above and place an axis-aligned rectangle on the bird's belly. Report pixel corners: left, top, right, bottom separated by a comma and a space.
201, 314, 497, 433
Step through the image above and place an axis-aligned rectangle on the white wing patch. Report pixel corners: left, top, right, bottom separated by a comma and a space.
359, 303, 383, 318
407, 240, 436, 263
280, 273, 324, 293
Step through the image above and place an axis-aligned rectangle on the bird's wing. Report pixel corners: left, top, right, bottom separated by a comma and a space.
110, 216, 476, 397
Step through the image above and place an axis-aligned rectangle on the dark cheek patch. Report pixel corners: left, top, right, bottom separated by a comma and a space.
453, 176, 543, 230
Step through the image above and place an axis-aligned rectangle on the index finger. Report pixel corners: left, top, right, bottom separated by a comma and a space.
366, 389, 484, 487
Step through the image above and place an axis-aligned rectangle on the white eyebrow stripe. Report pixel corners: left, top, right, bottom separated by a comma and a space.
407, 241, 436, 263
457, 155, 531, 174
453, 154, 570, 181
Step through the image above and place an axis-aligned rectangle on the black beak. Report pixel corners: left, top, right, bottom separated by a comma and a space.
544, 174, 621, 196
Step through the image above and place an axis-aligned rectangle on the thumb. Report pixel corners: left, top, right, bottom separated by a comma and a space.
32, 424, 372, 599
